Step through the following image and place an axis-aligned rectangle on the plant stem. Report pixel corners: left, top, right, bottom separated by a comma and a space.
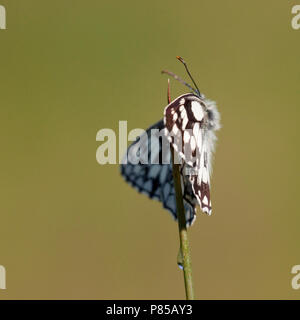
170, 148, 195, 300
167, 80, 195, 300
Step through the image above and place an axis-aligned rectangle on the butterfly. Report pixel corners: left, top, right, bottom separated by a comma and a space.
121, 57, 220, 225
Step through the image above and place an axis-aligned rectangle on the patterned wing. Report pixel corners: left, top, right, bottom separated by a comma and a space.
120, 120, 197, 226
164, 93, 212, 214
189, 140, 212, 214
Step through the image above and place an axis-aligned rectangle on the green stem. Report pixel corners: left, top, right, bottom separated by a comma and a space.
170, 148, 195, 300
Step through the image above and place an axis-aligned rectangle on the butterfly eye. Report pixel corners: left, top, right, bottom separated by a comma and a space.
207, 109, 214, 121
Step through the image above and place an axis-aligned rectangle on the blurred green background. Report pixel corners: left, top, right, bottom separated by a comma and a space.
0, 0, 299, 299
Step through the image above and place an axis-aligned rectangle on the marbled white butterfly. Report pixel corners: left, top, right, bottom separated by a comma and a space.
121, 57, 220, 225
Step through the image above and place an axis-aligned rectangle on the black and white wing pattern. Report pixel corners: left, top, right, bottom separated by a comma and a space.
164, 93, 220, 215
120, 120, 197, 226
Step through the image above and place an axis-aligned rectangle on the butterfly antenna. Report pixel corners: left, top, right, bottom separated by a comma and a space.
167, 79, 171, 104
176, 56, 202, 97
161, 69, 198, 95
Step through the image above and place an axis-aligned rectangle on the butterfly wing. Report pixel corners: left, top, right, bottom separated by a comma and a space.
120, 119, 197, 226
164, 93, 213, 214
189, 139, 212, 214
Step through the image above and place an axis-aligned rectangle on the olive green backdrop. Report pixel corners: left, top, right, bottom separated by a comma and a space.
0, 0, 299, 299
